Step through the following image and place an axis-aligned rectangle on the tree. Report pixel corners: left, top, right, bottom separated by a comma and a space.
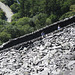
19, 0, 25, 17
16, 17, 30, 25
11, 13, 21, 21
59, 11, 75, 20
70, 5, 75, 11
29, 15, 38, 27
0, 19, 9, 25
45, 0, 59, 15
0, 9, 6, 20
46, 18, 52, 25
19, 0, 30, 17
38, 13, 47, 26
0, 25, 4, 32
10, 3, 20, 13
61, 1, 70, 15
0, 31, 11, 42
34, 19, 41, 29
3, 0, 16, 6
30, 0, 36, 16
16, 25, 25, 36
49, 13, 58, 23
23, 0, 30, 17
22, 24, 34, 34
29, 13, 47, 28
4, 25, 19, 38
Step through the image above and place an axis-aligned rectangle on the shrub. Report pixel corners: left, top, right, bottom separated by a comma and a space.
16, 17, 30, 25
70, 5, 75, 11
49, 13, 58, 23
0, 19, 9, 25
4, 25, 19, 38
10, 3, 20, 13
59, 11, 75, 20
0, 31, 11, 42
11, 13, 21, 21
46, 18, 52, 25
0, 9, 6, 20
38, 13, 47, 26
22, 24, 34, 34
34, 19, 41, 29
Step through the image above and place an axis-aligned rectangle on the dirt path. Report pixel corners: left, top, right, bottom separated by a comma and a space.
0, 2, 14, 22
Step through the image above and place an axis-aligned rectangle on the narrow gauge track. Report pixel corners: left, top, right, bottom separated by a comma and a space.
0, 15, 75, 50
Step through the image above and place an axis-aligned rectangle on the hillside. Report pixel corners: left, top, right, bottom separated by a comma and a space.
0, 0, 75, 75
0, 0, 75, 45
0, 22, 75, 75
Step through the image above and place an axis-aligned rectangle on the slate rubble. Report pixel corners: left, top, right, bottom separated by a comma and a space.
0, 24, 75, 75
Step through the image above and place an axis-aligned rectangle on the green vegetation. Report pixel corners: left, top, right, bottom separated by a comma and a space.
10, 3, 20, 13
59, 11, 75, 20
0, 31, 11, 43
0, 0, 75, 45
60, 4, 75, 20
70, 5, 75, 11
0, 9, 6, 20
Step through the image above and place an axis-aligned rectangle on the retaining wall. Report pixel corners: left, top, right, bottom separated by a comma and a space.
0, 15, 75, 50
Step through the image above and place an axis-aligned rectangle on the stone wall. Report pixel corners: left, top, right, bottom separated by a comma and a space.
0, 15, 75, 50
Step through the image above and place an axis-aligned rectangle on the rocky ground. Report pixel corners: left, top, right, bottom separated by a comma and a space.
0, 23, 75, 75
0, 2, 13, 22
